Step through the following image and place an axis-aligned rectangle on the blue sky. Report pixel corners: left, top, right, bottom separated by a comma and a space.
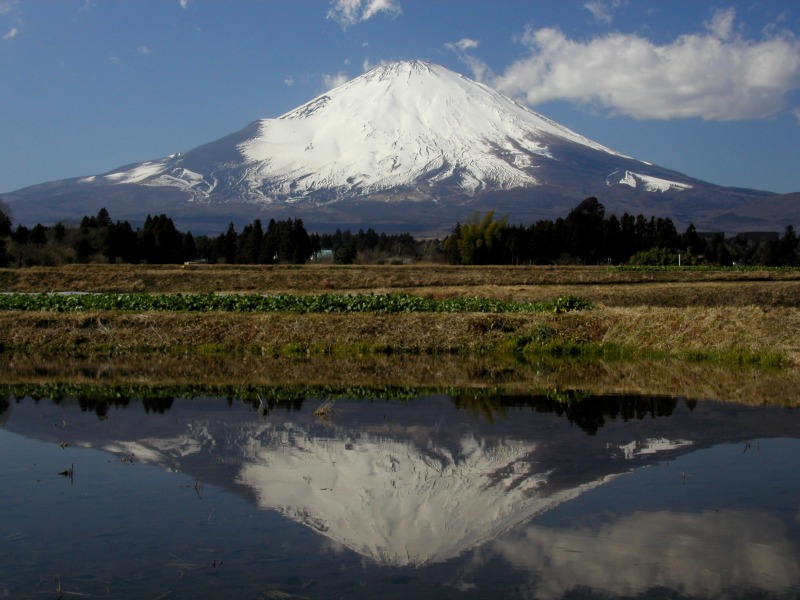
1, 0, 799, 195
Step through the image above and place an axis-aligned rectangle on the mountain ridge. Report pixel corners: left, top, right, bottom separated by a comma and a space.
2, 60, 796, 235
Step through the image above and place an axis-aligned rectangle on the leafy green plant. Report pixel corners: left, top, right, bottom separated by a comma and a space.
0, 292, 591, 314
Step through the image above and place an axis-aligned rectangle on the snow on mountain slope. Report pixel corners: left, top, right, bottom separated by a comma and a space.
608, 169, 693, 193
92, 60, 640, 204
236, 60, 629, 199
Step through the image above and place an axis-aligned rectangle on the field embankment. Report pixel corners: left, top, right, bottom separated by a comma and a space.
1, 264, 799, 401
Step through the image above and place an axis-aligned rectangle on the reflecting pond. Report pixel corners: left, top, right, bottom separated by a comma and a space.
1, 393, 799, 599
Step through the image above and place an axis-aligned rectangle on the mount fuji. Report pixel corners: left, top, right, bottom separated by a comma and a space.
2, 60, 796, 235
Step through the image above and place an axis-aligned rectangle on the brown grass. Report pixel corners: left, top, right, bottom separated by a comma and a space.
1, 264, 799, 403
3, 352, 799, 406
2, 263, 800, 303
2, 303, 798, 363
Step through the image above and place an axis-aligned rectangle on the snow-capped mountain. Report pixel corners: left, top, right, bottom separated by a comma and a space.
2, 60, 794, 234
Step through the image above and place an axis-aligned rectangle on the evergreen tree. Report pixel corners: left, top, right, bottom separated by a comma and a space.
53, 222, 66, 243
290, 219, 312, 264
704, 233, 733, 265
29, 224, 48, 245
260, 219, 279, 263
74, 235, 95, 262
96, 207, 112, 228
107, 220, 139, 263
236, 219, 263, 263
618, 213, 638, 260
778, 225, 799, 266
14, 224, 30, 244
603, 213, 622, 264
181, 231, 197, 262
0, 205, 12, 237
139, 214, 183, 263
565, 197, 606, 263
222, 222, 238, 264
333, 243, 357, 264
680, 224, 705, 256
652, 217, 679, 251
764, 225, 800, 266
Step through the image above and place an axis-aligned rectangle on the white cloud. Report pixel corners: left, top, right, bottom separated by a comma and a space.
445, 38, 493, 83
284, 76, 295, 87
794, 107, 800, 125
137, 45, 151, 55
362, 58, 391, 72
448, 38, 479, 52
179, 0, 190, 8
584, 0, 626, 25
706, 6, 736, 40
322, 71, 349, 89
327, 0, 402, 28
492, 8, 800, 121
0, 0, 20, 39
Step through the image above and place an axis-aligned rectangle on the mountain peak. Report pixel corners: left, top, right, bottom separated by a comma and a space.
240, 60, 628, 202
366, 59, 435, 77
4, 60, 790, 235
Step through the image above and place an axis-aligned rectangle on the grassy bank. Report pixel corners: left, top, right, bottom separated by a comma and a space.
1, 265, 798, 386
1, 303, 796, 365
3, 352, 799, 406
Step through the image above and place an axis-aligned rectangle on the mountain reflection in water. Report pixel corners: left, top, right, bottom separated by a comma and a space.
1, 392, 799, 599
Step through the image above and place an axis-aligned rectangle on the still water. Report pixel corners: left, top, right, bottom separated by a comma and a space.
1, 393, 799, 599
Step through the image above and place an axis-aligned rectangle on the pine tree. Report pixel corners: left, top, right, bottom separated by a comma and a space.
0, 205, 11, 237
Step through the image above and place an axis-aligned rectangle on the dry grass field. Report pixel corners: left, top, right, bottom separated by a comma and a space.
1, 264, 799, 403
2, 263, 800, 304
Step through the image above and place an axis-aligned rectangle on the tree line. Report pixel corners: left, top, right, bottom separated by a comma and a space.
0, 197, 797, 267
0, 204, 423, 267
442, 197, 799, 266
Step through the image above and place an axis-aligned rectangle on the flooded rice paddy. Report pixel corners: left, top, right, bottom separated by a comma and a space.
1, 391, 799, 599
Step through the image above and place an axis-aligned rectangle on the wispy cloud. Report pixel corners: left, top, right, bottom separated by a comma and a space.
179, 0, 191, 8
362, 58, 391, 72
447, 38, 479, 52
445, 38, 493, 83
794, 107, 800, 125
322, 71, 349, 89
705, 6, 736, 40
1, 0, 20, 41
327, 0, 402, 28
492, 8, 800, 121
137, 45, 152, 55
584, 0, 626, 25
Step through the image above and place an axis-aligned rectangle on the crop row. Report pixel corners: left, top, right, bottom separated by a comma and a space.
0, 292, 591, 314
